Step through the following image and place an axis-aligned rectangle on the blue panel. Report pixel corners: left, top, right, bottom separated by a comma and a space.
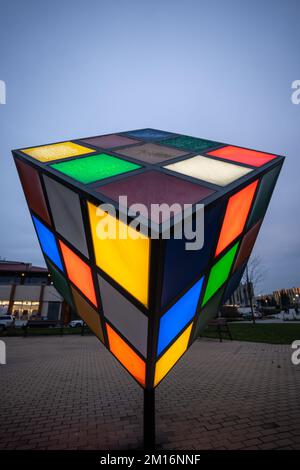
124, 129, 176, 140
161, 200, 226, 308
32, 215, 63, 271
157, 277, 204, 355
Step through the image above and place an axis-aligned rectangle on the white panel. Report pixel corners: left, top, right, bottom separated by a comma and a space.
165, 155, 253, 186
98, 275, 148, 357
43, 174, 89, 257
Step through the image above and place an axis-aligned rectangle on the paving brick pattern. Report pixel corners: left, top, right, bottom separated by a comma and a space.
0, 336, 299, 450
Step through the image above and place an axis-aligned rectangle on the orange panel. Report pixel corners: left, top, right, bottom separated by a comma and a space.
215, 180, 258, 257
106, 324, 146, 387
59, 241, 97, 307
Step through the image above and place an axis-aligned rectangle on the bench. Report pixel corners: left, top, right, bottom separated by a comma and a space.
206, 318, 232, 342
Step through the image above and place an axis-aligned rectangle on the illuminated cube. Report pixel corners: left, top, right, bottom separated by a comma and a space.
12, 129, 284, 388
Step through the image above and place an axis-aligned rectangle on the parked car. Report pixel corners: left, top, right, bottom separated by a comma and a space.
68, 319, 84, 328
220, 305, 241, 319
243, 312, 254, 320
242, 311, 262, 320
0, 315, 14, 330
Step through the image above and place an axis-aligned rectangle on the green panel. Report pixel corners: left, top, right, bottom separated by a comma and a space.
192, 286, 225, 341
161, 135, 220, 152
202, 242, 239, 306
51, 153, 141, 184
46, 259, 74, 308
246, 165, 281, 229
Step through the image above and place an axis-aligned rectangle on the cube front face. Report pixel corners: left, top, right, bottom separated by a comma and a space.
13, 129, 284, 389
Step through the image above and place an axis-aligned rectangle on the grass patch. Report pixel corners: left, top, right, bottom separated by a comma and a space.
201, 322, 300, 344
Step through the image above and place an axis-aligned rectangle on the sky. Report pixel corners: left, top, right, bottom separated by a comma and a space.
0, 0, 299, 294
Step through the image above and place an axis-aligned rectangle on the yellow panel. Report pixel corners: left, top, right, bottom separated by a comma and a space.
154, 323, 192, 387
88, 202, 150, 307
21, 141, 94, 162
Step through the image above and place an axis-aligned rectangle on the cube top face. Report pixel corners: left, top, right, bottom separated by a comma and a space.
13, 129, 284, 389
14, 129, 283, 235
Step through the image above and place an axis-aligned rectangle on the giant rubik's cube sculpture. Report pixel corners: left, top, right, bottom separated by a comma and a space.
13, 129, 283, 389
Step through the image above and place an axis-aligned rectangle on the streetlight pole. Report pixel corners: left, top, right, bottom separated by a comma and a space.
245, 264, 255, 325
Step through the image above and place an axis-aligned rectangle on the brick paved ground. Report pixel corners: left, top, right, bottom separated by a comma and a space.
0, 336, 299, 450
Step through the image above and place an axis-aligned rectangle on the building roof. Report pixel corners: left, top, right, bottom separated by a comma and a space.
0, 261, 48, 274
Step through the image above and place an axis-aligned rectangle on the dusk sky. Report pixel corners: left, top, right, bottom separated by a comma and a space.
0, 0, 299, 294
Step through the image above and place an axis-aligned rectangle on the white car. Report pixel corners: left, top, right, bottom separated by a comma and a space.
68, 319, 84, 328
0, 315, 14, 329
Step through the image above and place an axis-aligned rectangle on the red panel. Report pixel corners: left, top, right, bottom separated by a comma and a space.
215, 180, 258, 257
97, 170, 215, 224
207, 145, 277, 167
15, 159, 51, 224
232, 220, 262, 272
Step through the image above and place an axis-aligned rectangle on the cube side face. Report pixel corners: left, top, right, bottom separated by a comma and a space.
12, 130, 284, 390
13, 152, 152, 389
152, 161, 283, 387
189, 161, 283, 345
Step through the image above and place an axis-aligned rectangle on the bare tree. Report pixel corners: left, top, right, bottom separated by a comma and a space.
242, 255, 266, 325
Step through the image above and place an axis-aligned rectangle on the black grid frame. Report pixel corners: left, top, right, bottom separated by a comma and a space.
12, 128, 285, 390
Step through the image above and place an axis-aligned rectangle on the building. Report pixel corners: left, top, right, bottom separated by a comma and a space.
273, 287, 300, 307
257, 287, 300, 308
227, 281, 254, 307
0, 260, 69, 321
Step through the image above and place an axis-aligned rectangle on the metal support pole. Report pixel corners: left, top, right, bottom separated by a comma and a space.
143, 388, 155, 450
